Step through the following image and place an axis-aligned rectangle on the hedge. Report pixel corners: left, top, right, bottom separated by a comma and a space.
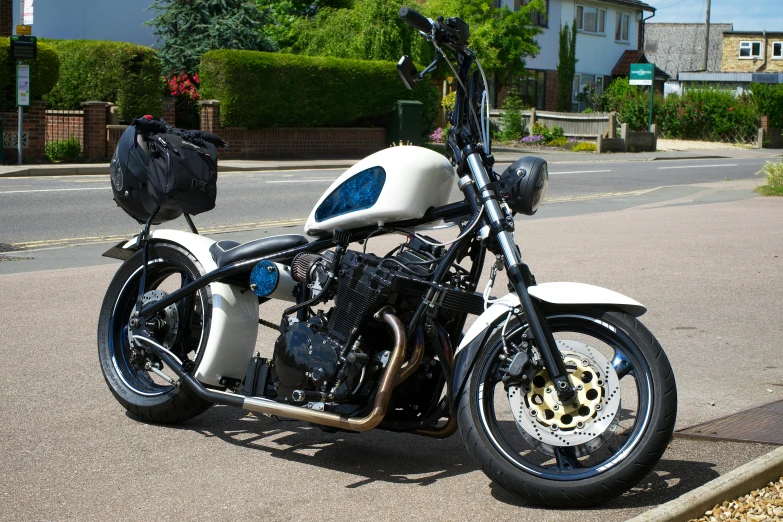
42, 40, 163, 123
199, 50, 438, 131
750, 83, 783, 129
0, 39, 60, 112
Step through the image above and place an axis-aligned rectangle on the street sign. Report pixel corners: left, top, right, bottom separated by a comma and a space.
17, 64, 30, 107
16, 25, 32, 36
630, 63, 654, 86
23, 0, 34, 25
10, 35, 37, 60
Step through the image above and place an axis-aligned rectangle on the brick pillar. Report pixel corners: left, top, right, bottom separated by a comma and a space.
162, 96, 176, 127
545, 70, 559, 112
26, 100, 47, 160
199, 100, 221, 134
760, 115, 770, 132
82, 101, 109, 161
0, 0, 13, 37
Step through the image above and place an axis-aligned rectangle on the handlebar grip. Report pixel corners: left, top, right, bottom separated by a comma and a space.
399, 7, 432, 33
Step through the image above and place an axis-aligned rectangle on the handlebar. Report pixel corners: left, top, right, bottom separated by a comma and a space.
398, 7, 433, 34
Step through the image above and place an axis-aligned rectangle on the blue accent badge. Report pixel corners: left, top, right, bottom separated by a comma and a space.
315, 166, 386, 223
250, 261, 279, 297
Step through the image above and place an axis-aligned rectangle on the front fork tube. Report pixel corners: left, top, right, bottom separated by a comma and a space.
465, 153, 576, 402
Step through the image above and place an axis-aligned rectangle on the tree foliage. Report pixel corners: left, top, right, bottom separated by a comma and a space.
556, 23, 577, 112
257, 0, 353, 50
422, 0, 543, 81
270, 0, 542, 80
146, 0, 275, 82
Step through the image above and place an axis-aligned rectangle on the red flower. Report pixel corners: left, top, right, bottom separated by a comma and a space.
729, 107, 734, 112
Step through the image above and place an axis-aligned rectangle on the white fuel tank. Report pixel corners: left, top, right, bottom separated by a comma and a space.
305, 146, 455, 236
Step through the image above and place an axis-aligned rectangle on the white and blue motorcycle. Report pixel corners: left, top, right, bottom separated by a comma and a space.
98, 7, 676, 507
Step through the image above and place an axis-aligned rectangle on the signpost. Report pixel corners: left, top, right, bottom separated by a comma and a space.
15, 24, 31, 35
13, 0, 35, 164
630, 63, 655, 133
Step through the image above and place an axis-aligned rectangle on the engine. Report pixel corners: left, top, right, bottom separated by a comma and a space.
271, 247, 433, 404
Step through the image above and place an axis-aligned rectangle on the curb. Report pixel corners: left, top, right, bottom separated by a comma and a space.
0, 162, 358, 178
625, 445, 783, 522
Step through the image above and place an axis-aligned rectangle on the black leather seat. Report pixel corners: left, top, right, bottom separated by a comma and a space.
209, 234, 309, 268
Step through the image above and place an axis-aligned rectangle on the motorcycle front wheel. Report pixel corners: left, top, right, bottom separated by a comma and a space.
97, 242, 213, 424
457, 307, 676, 507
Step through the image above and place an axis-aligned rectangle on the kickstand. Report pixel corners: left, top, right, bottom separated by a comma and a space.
183, 214, 199, 235
134, 205, 161, 318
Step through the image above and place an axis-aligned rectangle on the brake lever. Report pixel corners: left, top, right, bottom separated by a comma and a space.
418, 53, 441, 81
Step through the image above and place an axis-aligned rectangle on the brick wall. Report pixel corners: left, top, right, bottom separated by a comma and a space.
0, 0, 12, 37
107, 125, 128, 156
545, 70, 559, 111
722, 34, 783, 73
200, 100, 386, 159
1, 100, 47, 163
46, 111, 84, 143
82, 101, 109, 161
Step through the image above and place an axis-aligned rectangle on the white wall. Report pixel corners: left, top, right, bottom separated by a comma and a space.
525, 0, 642, 78
13, 0, 156, 46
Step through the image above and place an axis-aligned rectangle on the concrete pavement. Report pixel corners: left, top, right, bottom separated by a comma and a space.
1, 193, 781, 520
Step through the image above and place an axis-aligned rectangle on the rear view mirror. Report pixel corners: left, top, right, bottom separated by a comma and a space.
397, 56, 420, 90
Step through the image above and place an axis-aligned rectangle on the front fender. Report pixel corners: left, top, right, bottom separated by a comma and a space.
450, 282, 646, 412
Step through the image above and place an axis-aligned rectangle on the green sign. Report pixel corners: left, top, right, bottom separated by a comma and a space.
630, 63, 654, 86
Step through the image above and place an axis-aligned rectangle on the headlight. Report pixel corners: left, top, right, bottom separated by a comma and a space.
498, 156, 549, 216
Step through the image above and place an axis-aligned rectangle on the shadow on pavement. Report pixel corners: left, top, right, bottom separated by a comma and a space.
148, 405, 721, 509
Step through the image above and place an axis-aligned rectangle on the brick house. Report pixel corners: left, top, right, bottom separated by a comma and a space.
0, 0, 13, 37
721, 31, 783, 73
495, 0, 656, 111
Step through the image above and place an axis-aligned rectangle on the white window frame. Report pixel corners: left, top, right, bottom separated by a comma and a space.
739, 41, 763, 59
773, 42, 783, 59
576, 4, 606, 36
615, 12, 630, 43
573, 73, 604, 102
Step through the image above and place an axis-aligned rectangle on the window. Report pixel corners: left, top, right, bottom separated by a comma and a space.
773, 42, 783, 59
615, 12, 630, 42
576, 5, 606, 35
739, 41, 763, 59
522, 0, 549, 27
573, 74, 604, 102
517, 70, 547, 110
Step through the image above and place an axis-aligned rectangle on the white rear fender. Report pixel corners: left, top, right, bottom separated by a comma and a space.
121, 230, 259, 387
458, 282, 646, 352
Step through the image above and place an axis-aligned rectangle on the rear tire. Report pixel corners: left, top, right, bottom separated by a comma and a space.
457, 308, 677, 507
97, 242, 213, 424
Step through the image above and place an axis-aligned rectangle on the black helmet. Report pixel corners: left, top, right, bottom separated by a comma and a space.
110, 125, 181, 224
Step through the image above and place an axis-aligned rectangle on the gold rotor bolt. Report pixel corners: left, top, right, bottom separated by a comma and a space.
545, 387, 552, 393
553, 405, 559, 411
577, 384, 584, 391
596, 404, 602, 411
582, 360, 590, 367
577, 422, 585, 429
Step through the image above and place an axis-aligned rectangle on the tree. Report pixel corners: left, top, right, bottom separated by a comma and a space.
422, 0, 544, 82
146, 0, 275, 84
285, 0, 427, 62
556, 23, 577, 112
257, 0, 353, 50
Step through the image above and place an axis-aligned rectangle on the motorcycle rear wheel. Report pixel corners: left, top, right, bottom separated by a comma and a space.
97, 243, 213, 424
457, 307, 676, 507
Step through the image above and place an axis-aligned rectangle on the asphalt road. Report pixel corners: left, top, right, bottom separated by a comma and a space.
0, 158, 781, 520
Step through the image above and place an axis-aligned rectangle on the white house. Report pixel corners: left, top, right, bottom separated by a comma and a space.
496, 0, 656, 110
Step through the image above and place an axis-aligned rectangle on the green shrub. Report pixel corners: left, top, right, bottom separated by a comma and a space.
42, 40, 163, 123
499, 87, 524, 141
46, 137, 83, 162
656, 89, 758, 142
530, 122, 565, 143
750, 83, 783, 128
573, 141, 596, 152
199, 50, 438, 131
549, 137, 569, 147
602, 78, 650, 131
758, 161, 783, 188
0, 39, 60, 111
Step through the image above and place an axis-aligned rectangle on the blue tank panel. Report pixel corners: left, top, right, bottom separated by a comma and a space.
250, 260, 279, 297
314, 167, 386, 223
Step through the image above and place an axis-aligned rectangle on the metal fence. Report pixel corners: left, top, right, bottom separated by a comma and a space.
176, 99, 200, 130
45, 109, 84, 148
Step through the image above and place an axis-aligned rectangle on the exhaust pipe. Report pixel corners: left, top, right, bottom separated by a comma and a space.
134, 307, 406, 433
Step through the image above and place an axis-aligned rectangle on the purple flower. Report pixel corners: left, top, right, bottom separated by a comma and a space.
429, 128, 445, 143
520, 135, 545, 144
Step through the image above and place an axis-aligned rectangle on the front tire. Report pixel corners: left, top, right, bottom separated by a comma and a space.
457, 307, 676, 507
97, 242, 213, 424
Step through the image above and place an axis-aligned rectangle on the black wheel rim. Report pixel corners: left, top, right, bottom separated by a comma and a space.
476, 313, 654, 481
108, 257, 206, 396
